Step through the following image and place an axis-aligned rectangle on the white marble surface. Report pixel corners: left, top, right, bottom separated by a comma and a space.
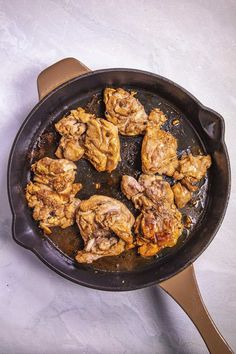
0, 0, 236, 353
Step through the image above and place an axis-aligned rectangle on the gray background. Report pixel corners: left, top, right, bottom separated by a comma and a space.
0, 0, 235, 353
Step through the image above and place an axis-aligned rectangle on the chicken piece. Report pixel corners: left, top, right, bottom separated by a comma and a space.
121, 174, 183, 257
26, 157, 81, 234
31, 157, 78, 194
55, 107, 94, 161
141, 125, 178, 176
55, 107, 94, 136
121, 174, 174, 210
172, 182, 192, 208
173, 153, 212, 191
148, 108, 167, 128
135, 204, 183, 257
84, 118, 120, 172
55, 136, 85, 161
76, 195, 135, 263
26, 182, 80, 234
104, 88, 148, 136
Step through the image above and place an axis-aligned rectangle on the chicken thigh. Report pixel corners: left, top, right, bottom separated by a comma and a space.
55, 107, 94, 161
84, 118, 121, 172
76, 195, 135, 263
26, 157, 81, 234
104, 88, 148, 136
173, 153, 212, 191
121, 174, 183, 257
141, 117, 178, 176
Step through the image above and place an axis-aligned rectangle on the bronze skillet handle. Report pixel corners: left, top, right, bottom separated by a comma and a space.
37, 58, 233, 354
160, 265, 233, 354
37, 57, 91, 100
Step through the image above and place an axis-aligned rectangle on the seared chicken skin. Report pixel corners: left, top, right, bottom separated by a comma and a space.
121, 174, 183, 257
104, 88, 148, 136
135, 204, 183, 257
55, 107, 94, 161
173, 153, 212, 191
141, 110, 178, 176
76, 195, 135, 263
84, 118, 121, 172
25, 157, 81, 234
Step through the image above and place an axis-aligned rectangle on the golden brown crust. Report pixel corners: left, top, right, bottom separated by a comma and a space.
121, 174, 183, 257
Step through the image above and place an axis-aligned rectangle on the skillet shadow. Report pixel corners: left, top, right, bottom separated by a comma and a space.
145, 285, 201, 354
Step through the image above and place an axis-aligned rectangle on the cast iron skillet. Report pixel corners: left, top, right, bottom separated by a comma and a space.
8, 58, 232, 353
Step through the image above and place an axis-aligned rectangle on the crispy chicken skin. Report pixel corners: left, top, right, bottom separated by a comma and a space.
104, 88, 148, 136
172, 182, 192, 208
55, 107, 95, 161
76, 195, 135, 263
135, 205, 183, 257
173, 153, 212, 191
25, 157, 81, 234
121, 174, 183, 256
84, 118, 121, 172
141, 124, 178, 176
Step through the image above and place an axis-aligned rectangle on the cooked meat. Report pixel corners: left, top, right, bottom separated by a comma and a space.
173, 153, 212, 191
84, 118, 120, 172
135, 204, 183, 257
31, 157, 78, 194
148, 108, 167, 128
55, 107, 94, 161
76, 195, 135, 263
26, 157, 81, 234
172, 182, 192, 208
138, 174, 174, 206
141, 124, 178, 176
75, 237, 126, 264
121, 174, 174, 210
121, 174, 183, 257
55, 107, 93, 135
121, 175, 145, 200
104, 88, 148, 136
55, 136, 85, 161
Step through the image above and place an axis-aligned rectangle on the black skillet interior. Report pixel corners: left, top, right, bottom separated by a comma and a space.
8, 69, 230, 290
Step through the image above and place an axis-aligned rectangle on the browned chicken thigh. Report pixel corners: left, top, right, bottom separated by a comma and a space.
55, 107, 94, 161
141, 112, 178, 176
104, 88, 148, 135
121, 174, 183, 257
135, 204, 183, 257
25, 157, 81, 234
173, 153, 212, 191
76, 195, 135, 263
84, 118, 120, 172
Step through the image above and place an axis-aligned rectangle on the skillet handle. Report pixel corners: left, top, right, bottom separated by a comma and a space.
159, 265, 233, 354
37, 57, 91, 100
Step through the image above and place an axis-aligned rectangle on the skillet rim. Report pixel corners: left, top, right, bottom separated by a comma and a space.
7, 68, 231, 291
